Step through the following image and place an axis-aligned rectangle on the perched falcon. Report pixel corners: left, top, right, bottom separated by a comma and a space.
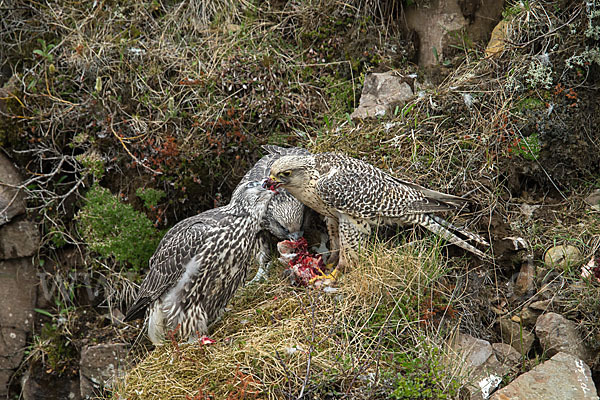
268, 152, 490, 278
237, 145, 311, 283
124, 181, 275, 344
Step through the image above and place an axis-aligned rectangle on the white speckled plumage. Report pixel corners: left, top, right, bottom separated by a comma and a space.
124, 182, 274, 344
269, 151, 490, 270
237, 145, 311, 283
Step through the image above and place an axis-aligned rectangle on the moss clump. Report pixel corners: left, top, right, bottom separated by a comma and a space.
77, 185, 163, 271
136, 187, 166, 209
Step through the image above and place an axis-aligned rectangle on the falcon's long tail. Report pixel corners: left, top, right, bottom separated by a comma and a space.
406, 214, 491, 259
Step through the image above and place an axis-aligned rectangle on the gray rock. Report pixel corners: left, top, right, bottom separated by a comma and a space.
451, 332, 493, 368
491, 343, 521, 368
404, 0, 504, 67
497, 317, 535, 355
80, 343, 128, 399
490, 352, 598, 400
21, 362, 81, 400
535, 312, 592, 364
0, 219, 40, 260
450, 333, 518, 399
584, 189, 600, 211
0, 369, 11, 398
0, 258, 37, 395
544, 245, 582, 270
0, 153, 26, 226
350, 72, 413, 119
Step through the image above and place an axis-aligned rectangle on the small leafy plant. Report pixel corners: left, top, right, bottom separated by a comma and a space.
33, 38, 55, 62
77, 185, 164, 270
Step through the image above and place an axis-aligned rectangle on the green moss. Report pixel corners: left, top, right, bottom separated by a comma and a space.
136, 187, 166, 209
76, 185, 164, 271
515, 97, 545, 111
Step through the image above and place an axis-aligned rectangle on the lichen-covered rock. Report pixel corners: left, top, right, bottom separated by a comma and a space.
79, 343, 128, 399
0, 220, 40, 260
490, 352, 598, 400
0, 258, 37, 396
350, 72, 414, 119
0, 153, 25, 226
544, 245, 582, 270
535, 312, 593, 365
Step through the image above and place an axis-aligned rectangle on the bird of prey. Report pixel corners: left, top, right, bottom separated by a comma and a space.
237, 145, 310, 283
124, 181, 275, 344
268, 151, 490, 279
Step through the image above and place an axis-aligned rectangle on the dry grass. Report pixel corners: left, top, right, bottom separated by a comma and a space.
117, 236, 468, 399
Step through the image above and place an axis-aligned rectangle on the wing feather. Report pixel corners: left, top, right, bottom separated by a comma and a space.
124, 210, 230, 321
316, 168, 467, 220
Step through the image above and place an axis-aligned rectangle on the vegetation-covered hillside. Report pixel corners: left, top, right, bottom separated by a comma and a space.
1, 0, 599, 398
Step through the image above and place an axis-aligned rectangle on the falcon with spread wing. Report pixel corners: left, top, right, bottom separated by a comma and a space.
268, 152, 490, 279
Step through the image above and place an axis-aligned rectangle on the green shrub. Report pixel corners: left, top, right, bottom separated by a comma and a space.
77, 185, 164, 270
390, 348, 459, 400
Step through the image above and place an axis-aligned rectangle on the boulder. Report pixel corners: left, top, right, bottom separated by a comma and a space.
544, 245, 582, 270
0, 219, 40, 260
0, 258, 37, 396
21, 361, 81, 400
491, 343, 521, 367
80, 343, 128, 399
404, 0, 504, 67
490, 352, 598, 400
350, 72, 414, 119
449, 333, 520, 399
535, 312, 593, 365
0, 153, 26, 226
497, 317, 534, 355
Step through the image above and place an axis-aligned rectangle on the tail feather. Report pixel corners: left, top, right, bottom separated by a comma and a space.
408, 214, 490, 259
430, 215, 490, 247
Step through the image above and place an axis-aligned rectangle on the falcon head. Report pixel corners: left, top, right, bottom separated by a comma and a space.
268, 155, 314, 190
265, 192, 304, 240
231, 180, 275, 216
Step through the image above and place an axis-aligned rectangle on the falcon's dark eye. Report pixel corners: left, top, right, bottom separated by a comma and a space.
281, 170, 292, 177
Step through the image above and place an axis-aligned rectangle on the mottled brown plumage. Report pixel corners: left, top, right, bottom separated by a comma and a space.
124, 181, 274, 344
269, 152, 489, 274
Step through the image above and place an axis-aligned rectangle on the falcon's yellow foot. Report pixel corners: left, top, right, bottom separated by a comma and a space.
309, 264, 340, 285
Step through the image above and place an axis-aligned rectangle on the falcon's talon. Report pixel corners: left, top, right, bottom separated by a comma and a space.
309, 265, 340, 284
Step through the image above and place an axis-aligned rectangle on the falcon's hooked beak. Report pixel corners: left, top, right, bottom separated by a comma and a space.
262, 177, 282, 193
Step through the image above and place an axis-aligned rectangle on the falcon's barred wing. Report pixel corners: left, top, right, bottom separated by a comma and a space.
124, 210, 230, 321
316, 169, 464, 220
